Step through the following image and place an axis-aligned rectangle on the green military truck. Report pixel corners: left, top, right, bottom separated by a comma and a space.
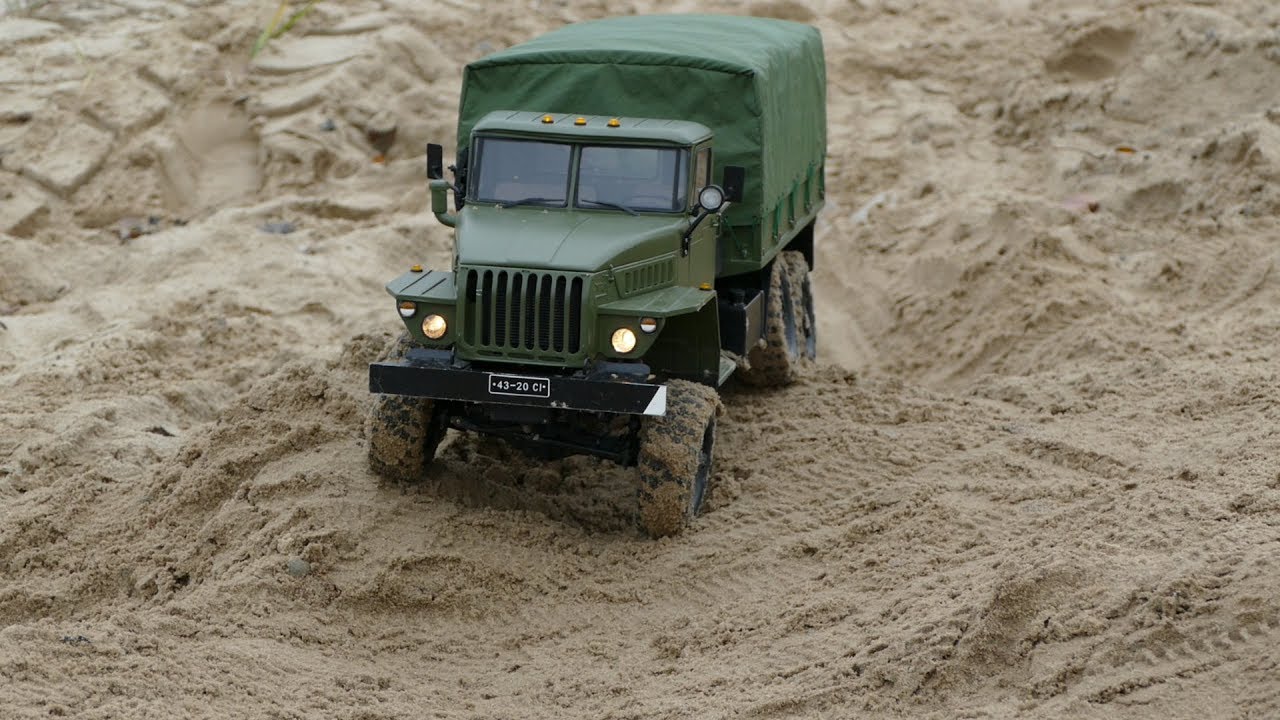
368, 15, 826, 536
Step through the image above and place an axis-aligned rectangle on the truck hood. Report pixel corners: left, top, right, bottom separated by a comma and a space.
454, 204, 689, 272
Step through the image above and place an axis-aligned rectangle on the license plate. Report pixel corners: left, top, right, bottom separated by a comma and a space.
488, 373, 550, 398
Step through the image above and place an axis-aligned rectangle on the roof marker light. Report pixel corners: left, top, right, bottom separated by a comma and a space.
575, 117, 586, 126
541, 114, 554, 124
608, 118, 620, 127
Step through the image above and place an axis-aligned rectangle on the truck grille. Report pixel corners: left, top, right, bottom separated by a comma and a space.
461, 267, 586, 360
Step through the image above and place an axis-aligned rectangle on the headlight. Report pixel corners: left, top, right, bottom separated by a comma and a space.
610, 327, 637, 354
698, 185, 725, 211
422, 314, 447, 339
398, 301, 416, 318
639, 317, 658, 334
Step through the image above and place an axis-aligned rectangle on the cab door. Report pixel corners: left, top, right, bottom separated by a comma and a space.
685, 145, 717, 286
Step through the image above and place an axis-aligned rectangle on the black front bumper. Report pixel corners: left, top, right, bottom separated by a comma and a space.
369, 349, 668, 416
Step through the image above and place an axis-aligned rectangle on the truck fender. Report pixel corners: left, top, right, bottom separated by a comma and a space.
596, 285, 715, 318
609, 290, 720, 385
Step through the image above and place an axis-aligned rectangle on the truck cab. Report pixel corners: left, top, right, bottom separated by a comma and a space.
392, 112, 725, 379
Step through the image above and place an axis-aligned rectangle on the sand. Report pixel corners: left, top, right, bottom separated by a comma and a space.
3, 0, 1280, 717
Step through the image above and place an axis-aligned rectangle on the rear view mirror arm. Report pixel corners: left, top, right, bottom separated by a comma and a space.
681, 202, 730, 257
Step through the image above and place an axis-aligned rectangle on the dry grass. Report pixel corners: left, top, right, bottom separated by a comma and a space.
251, 0, 321, 58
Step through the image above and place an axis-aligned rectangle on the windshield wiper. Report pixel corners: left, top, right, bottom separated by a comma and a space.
497, 197, 563, 209
578, 199, 639, 216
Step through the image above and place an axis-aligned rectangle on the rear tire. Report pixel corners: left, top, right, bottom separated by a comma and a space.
737, 250, 814, 386
784, 251, 817, 361
366, 333, 448, 482
636, 380, 719, 538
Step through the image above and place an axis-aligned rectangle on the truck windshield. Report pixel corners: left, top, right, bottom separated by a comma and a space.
472, 137, 572, 207
577, 146, 688, 213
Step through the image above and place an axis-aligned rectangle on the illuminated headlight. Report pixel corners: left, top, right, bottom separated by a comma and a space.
422, 314, 447, 339
639, 317, 658, 334
610, 327, 637, 354
398, 300, 416, 318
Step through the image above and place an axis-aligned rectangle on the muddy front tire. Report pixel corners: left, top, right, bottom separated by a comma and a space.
636, 380, 719, 538
367, 395, 447, 482
366, 333, 448, 482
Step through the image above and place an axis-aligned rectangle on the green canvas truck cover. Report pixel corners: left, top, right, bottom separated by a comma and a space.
458, 15, 827, 272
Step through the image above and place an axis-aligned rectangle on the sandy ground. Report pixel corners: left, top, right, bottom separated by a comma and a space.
3, 0, 1280, 717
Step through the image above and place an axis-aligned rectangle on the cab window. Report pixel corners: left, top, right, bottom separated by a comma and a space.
472, 137, 572, 206
576, 146, 689, 213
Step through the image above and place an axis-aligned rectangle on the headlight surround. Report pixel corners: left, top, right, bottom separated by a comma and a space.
698, 185, 725, 211
422, 314, 448, 339
610, 327, 637, 354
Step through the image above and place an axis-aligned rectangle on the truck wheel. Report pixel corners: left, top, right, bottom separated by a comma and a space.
367, 396, 448, 482
636, 380, 719, 537
737, 250, 809, 386
366, 334, 448, 482
784, 250, 817, 360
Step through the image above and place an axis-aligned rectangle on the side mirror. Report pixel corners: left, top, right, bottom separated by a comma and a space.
722, 165, 745, 203
426, 143, 444, 180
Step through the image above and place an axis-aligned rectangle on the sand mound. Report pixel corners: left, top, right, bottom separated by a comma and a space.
4, 1, 1280, 717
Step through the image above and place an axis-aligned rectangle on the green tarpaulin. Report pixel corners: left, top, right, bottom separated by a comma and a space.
458, 15, 826, 269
